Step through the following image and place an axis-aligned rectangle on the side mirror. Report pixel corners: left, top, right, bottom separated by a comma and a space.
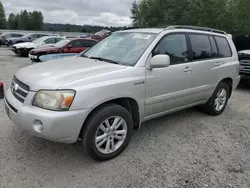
67, 44, 73, 48
149, 54, 170, 69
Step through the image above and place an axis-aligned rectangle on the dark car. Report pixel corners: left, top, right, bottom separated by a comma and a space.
29, 38, 97, 62
9, 33, 52, 45
233, 35, 250, 84
0, 32, 24, 46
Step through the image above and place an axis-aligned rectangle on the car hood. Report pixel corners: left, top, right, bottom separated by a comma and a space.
15, 56, 127, 91
14, 42, 36, 49
238, 50, 250, 55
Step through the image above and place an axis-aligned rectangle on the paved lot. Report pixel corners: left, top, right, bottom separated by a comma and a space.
0, 48, 250, 188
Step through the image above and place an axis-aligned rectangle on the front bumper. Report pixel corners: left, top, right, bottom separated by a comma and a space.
4, 88, 89, 144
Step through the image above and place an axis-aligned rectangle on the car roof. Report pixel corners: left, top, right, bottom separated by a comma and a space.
117, 28, 164, 34
68, 37, 98, 41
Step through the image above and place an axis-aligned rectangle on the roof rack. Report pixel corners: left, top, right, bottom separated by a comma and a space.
165, 25, 227, 34
122, 26, 142, 30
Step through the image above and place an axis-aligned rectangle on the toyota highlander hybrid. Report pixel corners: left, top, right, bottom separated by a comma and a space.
4, 26, 240, 161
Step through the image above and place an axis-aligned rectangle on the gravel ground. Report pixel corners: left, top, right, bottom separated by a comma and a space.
0, 48, 250, 188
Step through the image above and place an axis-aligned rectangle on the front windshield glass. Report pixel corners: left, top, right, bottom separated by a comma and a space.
83, 32, 156, 66
53, 39, 70, 47
32, 37, 47, 44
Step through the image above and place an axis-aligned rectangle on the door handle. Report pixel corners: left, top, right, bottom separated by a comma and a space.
215, 62, 224, 67
184, 67, 192, 72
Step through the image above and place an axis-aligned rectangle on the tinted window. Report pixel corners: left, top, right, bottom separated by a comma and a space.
215, 36, 232, 57
54, 38, 62, 43
69, 40, 81, 47
79, 40, 95, 47
209, 36, 218, 57
37, 34, 47, 38
189, 34, 212, 60
12, 34, 23, 37
44, 38, 55, 44
153, 34, 188, 65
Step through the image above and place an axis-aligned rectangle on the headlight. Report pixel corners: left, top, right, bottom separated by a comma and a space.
33, 90, 76, 111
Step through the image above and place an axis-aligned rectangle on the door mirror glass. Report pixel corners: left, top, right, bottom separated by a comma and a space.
150, 54, 170, 69
67, 44, 73, 48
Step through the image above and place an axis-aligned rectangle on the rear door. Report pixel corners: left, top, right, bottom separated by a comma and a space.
186, 33, 223, 102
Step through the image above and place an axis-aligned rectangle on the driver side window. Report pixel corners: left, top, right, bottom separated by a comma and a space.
153, 34, 189, 65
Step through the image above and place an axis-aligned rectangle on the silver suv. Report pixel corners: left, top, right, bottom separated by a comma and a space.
4, 26, 240, 161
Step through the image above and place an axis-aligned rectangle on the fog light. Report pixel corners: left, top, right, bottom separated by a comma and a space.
33, 120, 44, 133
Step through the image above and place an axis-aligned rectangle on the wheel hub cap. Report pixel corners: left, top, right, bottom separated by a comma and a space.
95, 116, 127, 154
214, 88, 227, 111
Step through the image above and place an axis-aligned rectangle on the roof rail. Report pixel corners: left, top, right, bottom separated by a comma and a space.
165, 25, 227, 34
122, 26, 142, 30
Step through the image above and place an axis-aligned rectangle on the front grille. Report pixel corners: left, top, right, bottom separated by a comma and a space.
11, 76, 29, 103
240, 60, 250, 75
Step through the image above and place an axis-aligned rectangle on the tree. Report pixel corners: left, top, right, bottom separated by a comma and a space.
130, 0, 250, 34
8, 13, 16, 29
29, 11, 44, 30
0, 1, 6, 28
19, 10, 30, 30
14, 14, 20, 29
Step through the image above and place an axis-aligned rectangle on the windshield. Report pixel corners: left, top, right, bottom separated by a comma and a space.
32, 37, 47, 44
53, 39, 70, 47
83, 32, 156, 66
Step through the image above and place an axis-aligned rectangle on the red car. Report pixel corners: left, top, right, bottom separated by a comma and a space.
29, 38, 97, 62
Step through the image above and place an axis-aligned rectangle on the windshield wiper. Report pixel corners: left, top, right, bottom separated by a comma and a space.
89, 56, 119, 64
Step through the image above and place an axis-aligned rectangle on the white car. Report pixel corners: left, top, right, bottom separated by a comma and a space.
12, 36, 65, 57
5, 26, 240, 161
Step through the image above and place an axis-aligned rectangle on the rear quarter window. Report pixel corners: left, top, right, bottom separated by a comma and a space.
214, 36, 232, 57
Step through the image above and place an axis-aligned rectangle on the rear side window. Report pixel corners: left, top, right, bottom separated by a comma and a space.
189, 34, 212, 60
214, 36, 232, 57
209, 36, 219, 57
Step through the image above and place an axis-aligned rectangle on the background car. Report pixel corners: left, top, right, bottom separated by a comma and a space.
9, 33, 52, 45
38, 53, 78, 62
90, 29, 111, 41
0, 32, 24, 46
233, 35, 250, 85
29, 38, 97, 62
12, 36, 65, 57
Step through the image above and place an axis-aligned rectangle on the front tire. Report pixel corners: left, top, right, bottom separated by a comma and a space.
201, 82, 230, 116
81, 104, 133, 161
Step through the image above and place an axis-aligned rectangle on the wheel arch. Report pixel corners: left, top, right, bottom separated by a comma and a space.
78, 97, 141, 139
219, 77, 233, 98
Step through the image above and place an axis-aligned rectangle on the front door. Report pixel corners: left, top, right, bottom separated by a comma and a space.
145, 33, 196, 118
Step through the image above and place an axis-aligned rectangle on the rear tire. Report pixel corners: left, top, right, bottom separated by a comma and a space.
81, 104, 133, 161
200, 82, 230, 116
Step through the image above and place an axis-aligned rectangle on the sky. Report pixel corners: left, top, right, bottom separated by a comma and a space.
1, 0, 134, 27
